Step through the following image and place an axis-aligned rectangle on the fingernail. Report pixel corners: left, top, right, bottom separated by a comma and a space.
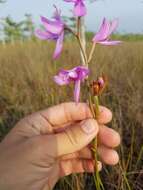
81, 119, 97, 134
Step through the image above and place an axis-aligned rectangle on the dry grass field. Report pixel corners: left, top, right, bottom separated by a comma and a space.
0, 39, 143, 190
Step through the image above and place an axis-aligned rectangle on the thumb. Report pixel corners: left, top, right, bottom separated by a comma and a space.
39, 119, 99, 157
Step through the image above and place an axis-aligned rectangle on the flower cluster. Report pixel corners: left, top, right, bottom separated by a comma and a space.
35, 1, 121, 102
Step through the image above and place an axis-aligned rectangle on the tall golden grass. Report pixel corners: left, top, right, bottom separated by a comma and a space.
0, 40, 143, 189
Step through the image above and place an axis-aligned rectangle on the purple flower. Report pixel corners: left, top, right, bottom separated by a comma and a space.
92, 18, 121, 45
35, 6, 65, 59
64, 0, 86, 17
54, 66, 89, 103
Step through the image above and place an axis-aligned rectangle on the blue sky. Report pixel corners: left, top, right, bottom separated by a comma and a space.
0, 0, 143, 33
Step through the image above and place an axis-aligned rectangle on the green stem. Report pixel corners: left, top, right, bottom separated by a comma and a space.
76, 17, 88, 66
65, 27, 87, 66
67, 19, 104, 190
119, 161, 131, 190
88, 42, 96, 64
93, 95, 104, 190
77, 35, 88, 66
134, 144, 143, 170
94, 95, 100, 117
77, 17, 81, 37
88, 93, 104, 190
93, 138, 102, 190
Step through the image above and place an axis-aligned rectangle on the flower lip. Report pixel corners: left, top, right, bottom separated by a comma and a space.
59, 66, 89, 81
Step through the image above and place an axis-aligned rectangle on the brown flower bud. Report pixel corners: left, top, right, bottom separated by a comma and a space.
90, 75, 108, 96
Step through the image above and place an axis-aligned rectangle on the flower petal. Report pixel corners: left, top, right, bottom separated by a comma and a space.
98, 40, 121, 45
54, 75, 70, 85
74, 80, 81, 103
93, 18, 110, 42
53, 31, 64, 59
41, 16, 63, 35
74, 1, 86, 17
53, 5, 62, 21
68, 71, 78, 79
35, 29, 52, 40
75, 66, 89, 80
108, 19, 119, 36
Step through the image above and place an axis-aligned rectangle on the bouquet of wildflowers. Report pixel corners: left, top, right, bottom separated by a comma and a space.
35, 0, 121, 189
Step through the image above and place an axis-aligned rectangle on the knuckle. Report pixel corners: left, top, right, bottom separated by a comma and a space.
64, 127, 79, 147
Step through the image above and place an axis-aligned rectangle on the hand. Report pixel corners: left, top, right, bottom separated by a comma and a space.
0, 102, 120, 190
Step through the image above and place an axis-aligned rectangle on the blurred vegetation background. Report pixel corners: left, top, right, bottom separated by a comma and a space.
0, 1, 143, 190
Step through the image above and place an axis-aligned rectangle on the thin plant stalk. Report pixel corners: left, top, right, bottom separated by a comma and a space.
119, 161, 131, 190
88, 42, 96, 64
76, 16, 104, 190
79, 17, 87, 66
93, 96, 104, 190
77, 35, 88, 65
125, 125, 135, 171
94, 96, 100, 116
67, 15, 105, 190
66, 26, 87, 66
89, 95, 104, 190
134, 145, 143, 171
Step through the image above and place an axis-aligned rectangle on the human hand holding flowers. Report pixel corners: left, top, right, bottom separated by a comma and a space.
0, 103, 120, 190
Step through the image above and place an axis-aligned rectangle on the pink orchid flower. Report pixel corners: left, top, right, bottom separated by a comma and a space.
64, 0, 86, 17
93, 18, 121, 45
54, 66, 89, 103
35, 6, 65, 59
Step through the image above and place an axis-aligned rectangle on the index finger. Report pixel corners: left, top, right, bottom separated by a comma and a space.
40, 102, 112, 126
41, 102, 92, 125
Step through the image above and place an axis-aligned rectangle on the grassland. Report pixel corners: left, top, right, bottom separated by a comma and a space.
0, 39, 143, 190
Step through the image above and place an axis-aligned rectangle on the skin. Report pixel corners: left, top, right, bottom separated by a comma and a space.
0, 102, 120, 190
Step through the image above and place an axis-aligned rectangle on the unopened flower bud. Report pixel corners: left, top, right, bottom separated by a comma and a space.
90, 75, 107, 96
